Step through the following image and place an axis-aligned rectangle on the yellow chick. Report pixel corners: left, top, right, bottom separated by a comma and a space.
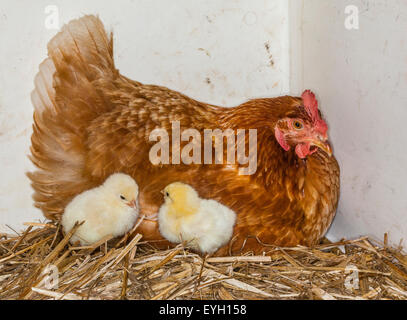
158, 182, 236, 254
62, 173, 139, 245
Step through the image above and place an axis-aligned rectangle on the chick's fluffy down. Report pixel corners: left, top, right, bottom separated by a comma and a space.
158, 199, 236, 254
62, 174, 139, 245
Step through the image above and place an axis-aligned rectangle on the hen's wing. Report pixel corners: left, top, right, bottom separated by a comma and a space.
28, 15, 219, 220
28, 15, 119, 218
28, 15, 140, 218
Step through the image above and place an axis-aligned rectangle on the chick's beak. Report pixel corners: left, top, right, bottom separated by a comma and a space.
311, 138, 332, 157
127, 199, 138, 209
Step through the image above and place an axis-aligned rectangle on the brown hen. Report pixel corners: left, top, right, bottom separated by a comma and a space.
27, 15, 340, 255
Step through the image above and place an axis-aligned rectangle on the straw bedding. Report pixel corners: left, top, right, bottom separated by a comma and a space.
0, 218, 406, 300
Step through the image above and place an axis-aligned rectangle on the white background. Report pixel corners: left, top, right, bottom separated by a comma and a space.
0, 0, 406, 248
300, 0, 407, 246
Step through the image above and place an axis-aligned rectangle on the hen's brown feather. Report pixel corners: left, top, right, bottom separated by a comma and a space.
28, 15, 340, 255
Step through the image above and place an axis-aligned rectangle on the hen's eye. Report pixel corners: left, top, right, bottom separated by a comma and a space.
120, 195, 126, 200
293, 121, 303, 130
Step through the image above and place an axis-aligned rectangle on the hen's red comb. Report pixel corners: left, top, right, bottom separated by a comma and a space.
302, 90, 319, 123
301, 90, 328, 134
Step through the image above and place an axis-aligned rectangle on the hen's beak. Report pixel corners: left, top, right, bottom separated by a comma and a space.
127, 199, 138, 209
311, 138, 332, 157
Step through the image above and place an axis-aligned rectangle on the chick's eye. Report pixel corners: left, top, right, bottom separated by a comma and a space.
120, 195, 126, 200
165, 192, 169, 197
293, 121, 303, 130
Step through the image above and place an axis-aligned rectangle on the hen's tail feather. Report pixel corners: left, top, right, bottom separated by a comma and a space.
27, 15, 118, 220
